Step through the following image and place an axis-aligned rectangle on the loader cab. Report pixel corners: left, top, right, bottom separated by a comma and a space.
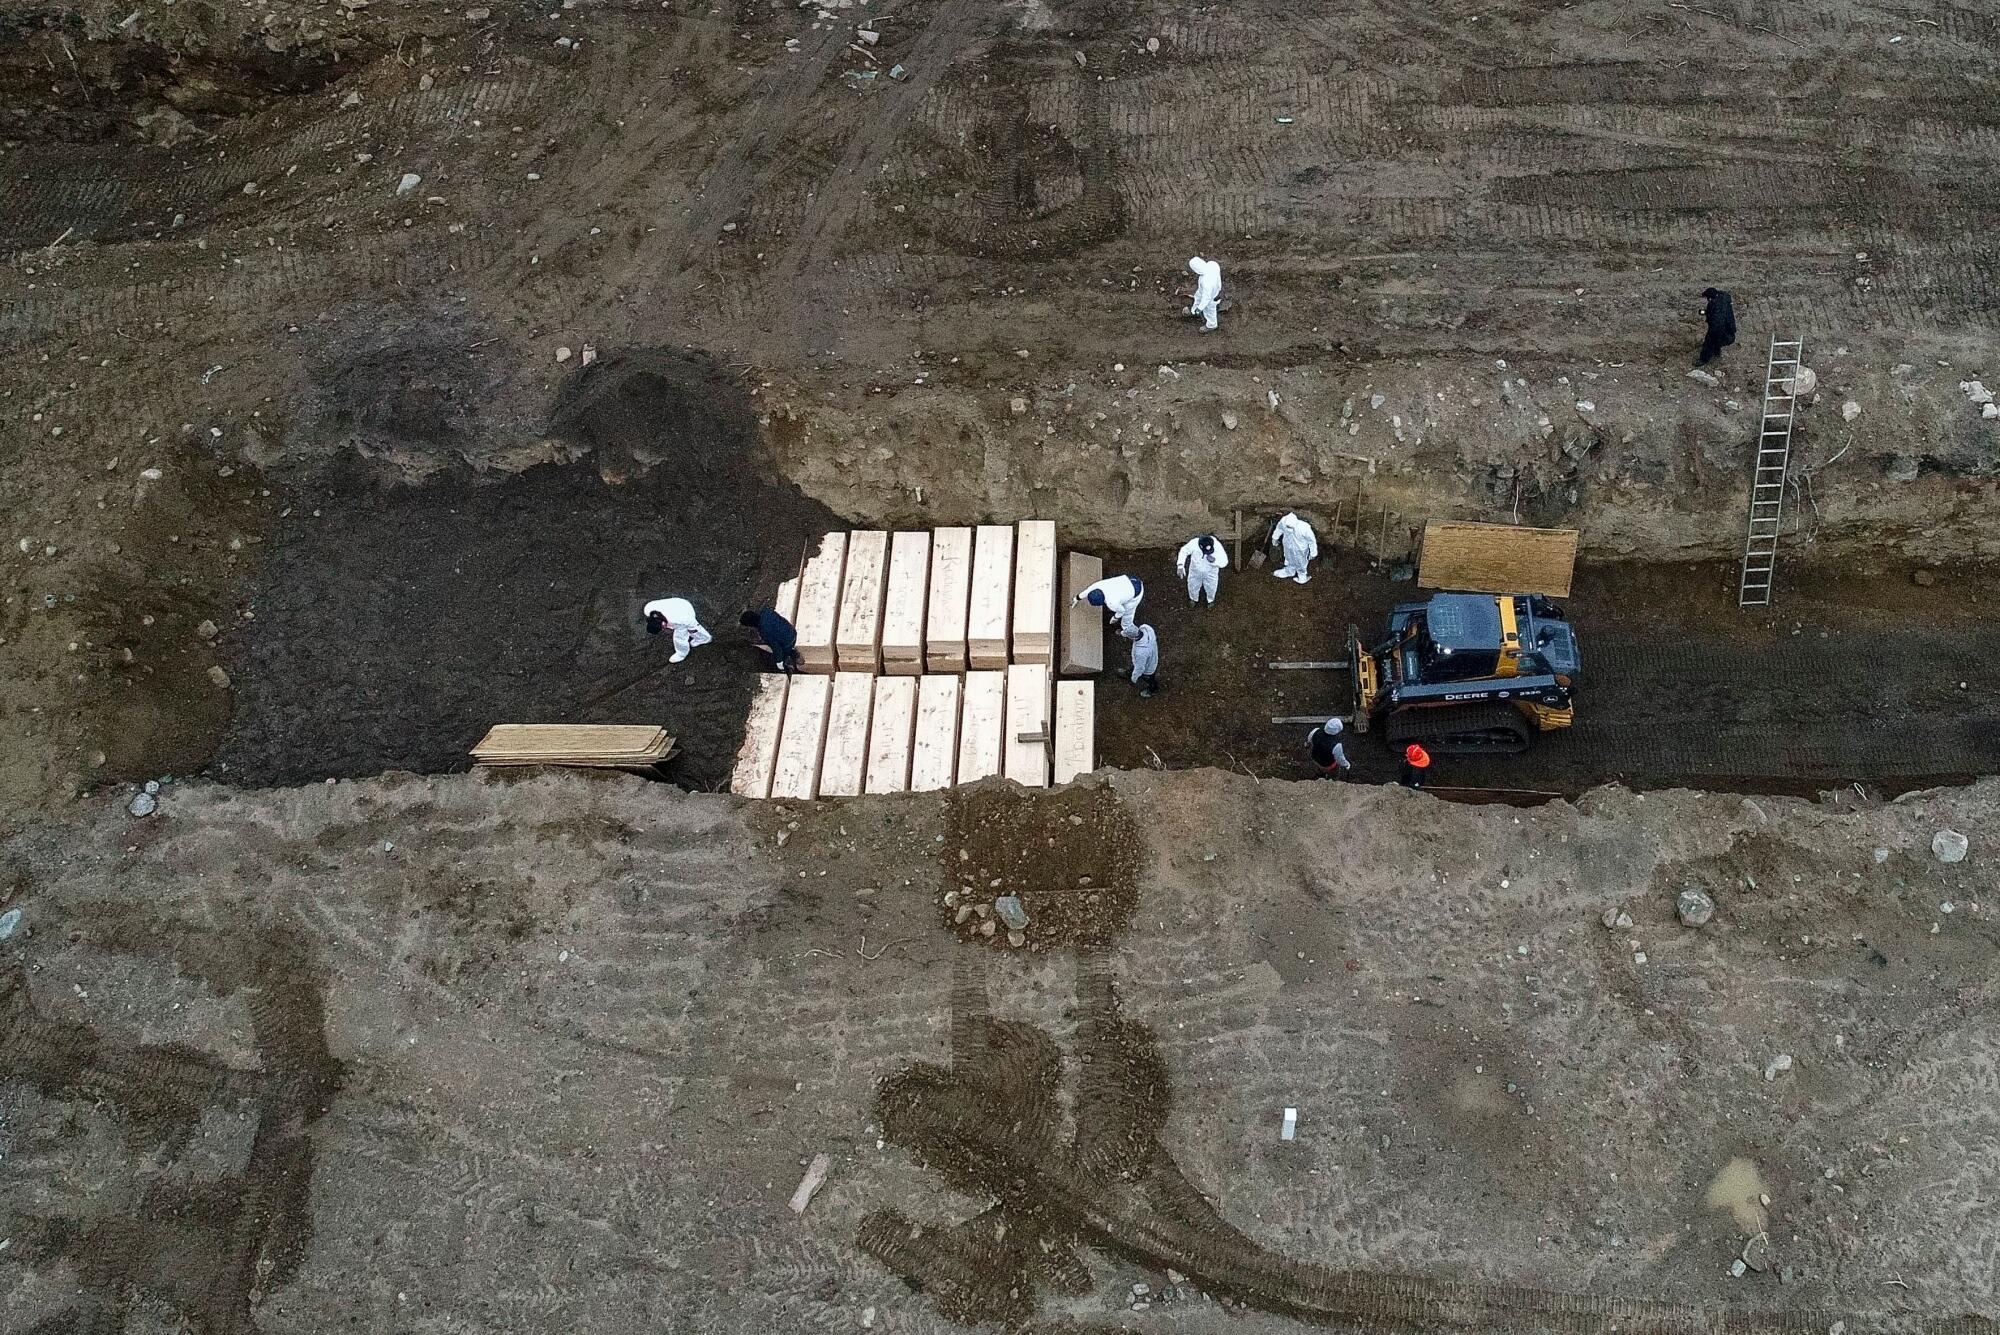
1394, 592, 1581, 686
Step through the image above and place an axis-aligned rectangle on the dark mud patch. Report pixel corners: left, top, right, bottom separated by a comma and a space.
214, 350, 841, 790
1089, 548, 2000, 797
936, 780, 1141, 951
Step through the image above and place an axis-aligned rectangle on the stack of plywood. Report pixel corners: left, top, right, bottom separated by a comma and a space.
472, 725, 677, 771
880, 531, 931, 676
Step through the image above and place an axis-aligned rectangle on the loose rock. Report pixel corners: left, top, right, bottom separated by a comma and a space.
1676, 889, 1716, 928
1009, 397, 1027, 415
0, 907, 20, 940
1221, 412, 1239, 431
1742, 1231, 1771, 1273
207, 665, 232, 689
1841, 399, 1861, 422
396, 172, 421, 196
196, 618, 219, 640
1763, 1053, 1793, 1081
994, 894, 1028, 930
1932, 829, 1968, 863
128, 790, 158, 818
1911, 569, 1937, 588
1686, 368, 1721, 387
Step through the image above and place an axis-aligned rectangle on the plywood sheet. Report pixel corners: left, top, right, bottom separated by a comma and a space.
1003, 663, 1052, 788
729, 675, 789, 799
1011, 520, 1058, 665
925, 527, 973, 673
794, 532, 848, 673
865, 676, 918, 795
770, 673, 832, 799
1417, 521, 1579, 599
817, 671, 875, 797
472, 724, 670, 762
910, 674, 962, 792
835, 530, 889, 672
880, 530, 931, 674
956, 670, 1006, 783
1060, 551, 1105, 675
967, 524, 1015, 669
1053, 680, 1095, 785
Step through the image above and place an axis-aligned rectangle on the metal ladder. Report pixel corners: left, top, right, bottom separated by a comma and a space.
1738, 335, 1804, 607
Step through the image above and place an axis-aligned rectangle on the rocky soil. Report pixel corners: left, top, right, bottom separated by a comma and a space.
2, 769, 1997, 1332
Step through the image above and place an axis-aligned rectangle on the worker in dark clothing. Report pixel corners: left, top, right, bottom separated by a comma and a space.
1696, 288, 1737, 367
1399, 743, 1432, 789
740, 608, 801, 673
1307, 718, 1352, 778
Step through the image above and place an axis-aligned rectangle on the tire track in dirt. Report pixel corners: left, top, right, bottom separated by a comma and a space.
1, 914, 341, 1335
862, 947, 1990, 1333
774, 0, 995, 277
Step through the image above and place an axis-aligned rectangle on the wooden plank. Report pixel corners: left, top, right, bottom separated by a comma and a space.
472, 724, 670, 762
956, 670, 1006, 783
773, 575, 800, 627
794, 532, 848, 673
1417, 521, 1579, 599
1010, 520, 1058, 665
925, 527, 973, 673
1004, 664, 1053, 788
770, 673, 832, 799
865, 676, 918, 794
880, 530, 931, 675
910, 674, 962, 792
1060, 551, 1105, 675
729, 675, 789, 799
817, 671, 875, 797
835, 530, 890, 672
967, 524, 1015, 669
1053, 680, 1096, 785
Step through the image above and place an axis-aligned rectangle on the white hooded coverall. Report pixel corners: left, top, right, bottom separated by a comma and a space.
1176, 534, 1229, 604
643, 596, 712, 663
1270, 512, 1319, 584
1125, 623, 1159, 684
1187, 256, 1222, 331
1074, 575, 1145, 632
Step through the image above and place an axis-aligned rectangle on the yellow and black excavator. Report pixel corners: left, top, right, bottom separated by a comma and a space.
1346, 522, 1582, 755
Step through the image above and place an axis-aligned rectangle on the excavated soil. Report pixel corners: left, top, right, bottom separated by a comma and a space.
213, 351, 840, 791
4, 770, 2000, 1333
1091, 547, 2000, 796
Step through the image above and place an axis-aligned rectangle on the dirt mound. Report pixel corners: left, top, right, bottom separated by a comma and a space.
213, 351, 842, 790
550, 350, 766, 483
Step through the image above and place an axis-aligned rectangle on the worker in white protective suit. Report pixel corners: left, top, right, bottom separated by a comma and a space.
1175, 533, 1229, 605
643, 595, 712, 663
1071, 574, 1145, 632
1186, 256, 1222, 332
1269, 511, 1319, 584
1122, 622, 1160, 697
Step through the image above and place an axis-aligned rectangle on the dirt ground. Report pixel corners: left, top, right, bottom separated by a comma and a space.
212, 351, 838, 792
1091, 547, 2000, 795
4, 769, 1999, 1332
7, 0, 2000, 825
8, 0, 2000, 1328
